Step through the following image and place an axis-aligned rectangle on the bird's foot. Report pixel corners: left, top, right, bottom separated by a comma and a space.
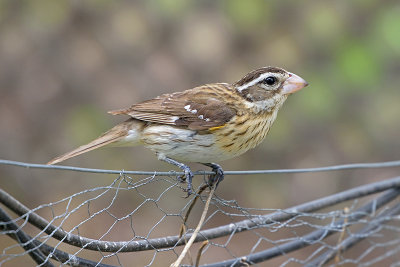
202, 163, 224, 188
158, 155, 194, 197
182, 167, 194, 197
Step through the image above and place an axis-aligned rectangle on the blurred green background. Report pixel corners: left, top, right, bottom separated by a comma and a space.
0, 0, 399, 266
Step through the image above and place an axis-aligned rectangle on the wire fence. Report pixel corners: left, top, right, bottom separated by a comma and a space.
1, 159, 400, 266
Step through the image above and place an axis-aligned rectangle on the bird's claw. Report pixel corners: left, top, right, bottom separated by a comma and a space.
177, 175, 186, 183
203, 163, 224, 187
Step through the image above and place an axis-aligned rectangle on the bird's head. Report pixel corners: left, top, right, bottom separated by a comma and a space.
234, 67, 308, 112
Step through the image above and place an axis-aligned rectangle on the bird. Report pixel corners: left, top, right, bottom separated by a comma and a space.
48, 66, 308, 195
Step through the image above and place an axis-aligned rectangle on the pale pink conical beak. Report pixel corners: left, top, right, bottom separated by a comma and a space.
281, 72, 308, 95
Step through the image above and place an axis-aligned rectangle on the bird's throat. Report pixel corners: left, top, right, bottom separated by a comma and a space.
213, 109, 280, 158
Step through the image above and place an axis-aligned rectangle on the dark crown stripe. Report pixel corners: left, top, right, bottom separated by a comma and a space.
234, 67, 286, 87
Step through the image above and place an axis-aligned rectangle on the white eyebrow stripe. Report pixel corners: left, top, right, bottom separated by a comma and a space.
236, 72, 274, 92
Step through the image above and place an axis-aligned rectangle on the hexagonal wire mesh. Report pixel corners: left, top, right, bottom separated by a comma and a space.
1, 160, 400, 266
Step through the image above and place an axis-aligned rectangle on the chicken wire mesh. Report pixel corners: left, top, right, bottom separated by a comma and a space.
1, 160, 400, 267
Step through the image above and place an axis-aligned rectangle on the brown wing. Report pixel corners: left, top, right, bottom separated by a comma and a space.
108, 84, 237, 130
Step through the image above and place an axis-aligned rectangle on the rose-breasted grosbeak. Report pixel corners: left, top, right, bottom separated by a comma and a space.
48, 67, 308, 195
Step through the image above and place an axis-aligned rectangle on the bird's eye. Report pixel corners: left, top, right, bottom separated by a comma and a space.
263, 76, 276, 86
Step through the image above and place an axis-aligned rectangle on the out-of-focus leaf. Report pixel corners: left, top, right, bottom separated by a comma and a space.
22, 0, 70, 27
305, 3, 344, 45
337, 42, 380, 89
378, 7, 400, 54
295, 76, 337, 119
65, 106, 110, 145
224, 0, 269, 29
86, 0, 116, 8
0, 1, 7, 20
148, 0, 192, 17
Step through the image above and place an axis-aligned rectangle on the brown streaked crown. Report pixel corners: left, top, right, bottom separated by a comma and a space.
234, 67, 287, 87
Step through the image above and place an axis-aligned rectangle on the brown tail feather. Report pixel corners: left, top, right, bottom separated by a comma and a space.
47, 119, 142, 165
108, 109, 126, 115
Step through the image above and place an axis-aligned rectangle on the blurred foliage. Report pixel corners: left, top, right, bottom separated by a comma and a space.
337, 41, 380, 89
378, 6, 400, 54
0, 1, 399, 265
65, 106, 110, 145
224, 0, 270, 29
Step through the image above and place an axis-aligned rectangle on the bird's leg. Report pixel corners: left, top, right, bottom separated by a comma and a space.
202, 163, 224, 188
158, 154, 194, 196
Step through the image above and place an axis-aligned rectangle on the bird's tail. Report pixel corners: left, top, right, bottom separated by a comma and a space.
47, 119, 143, 165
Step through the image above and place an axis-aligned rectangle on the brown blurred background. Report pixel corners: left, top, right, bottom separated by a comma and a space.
0, 0, 399, 266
